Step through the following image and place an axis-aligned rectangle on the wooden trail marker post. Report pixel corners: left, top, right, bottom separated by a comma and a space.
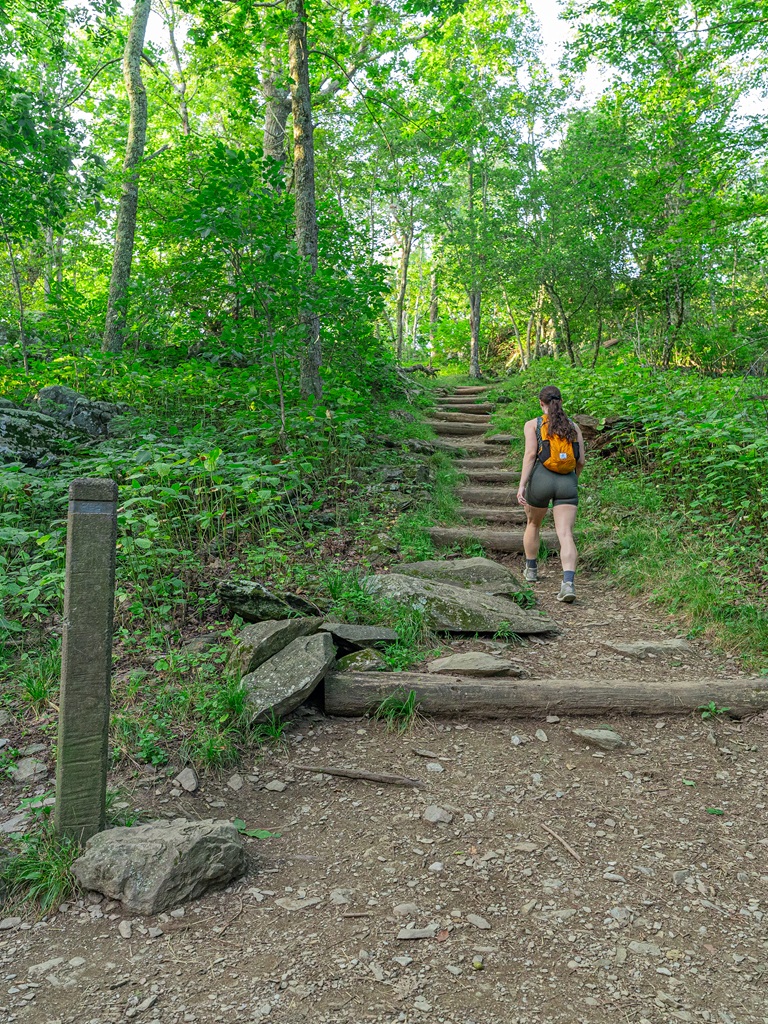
54, 478, 118, 844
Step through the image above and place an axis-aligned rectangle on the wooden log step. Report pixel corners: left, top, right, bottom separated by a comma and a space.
429, 526, 559, 552
432, 410, 492, 424
484, 434, 513, 445
457, 505, 527, 524
463, 469, 520, 484
426, 421, 489, 437
435, 442, 498, 458
435, 403, 495, 415
457, 486, 519, 506
453, 387, 490, 395
324, 672, 768, 719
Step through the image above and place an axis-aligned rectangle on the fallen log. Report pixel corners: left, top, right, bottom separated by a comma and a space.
400, 363, 437, 376
323, 672, 768, 719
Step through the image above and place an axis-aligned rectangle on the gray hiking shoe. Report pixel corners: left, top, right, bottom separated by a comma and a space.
523, 565, 538, 583
557, 581, 576, 603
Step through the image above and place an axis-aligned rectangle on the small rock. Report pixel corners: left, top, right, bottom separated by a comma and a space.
466, 914, 491, 929
397, 925, 438, 940
275, 896, 322, 911
118, 920, 132, 939
672, 868, 692, 886
603, 872, 626, 883
68, 957, 86, 968
426, 762, 444, 773
546, 715, 560, 723
571, 727, 626, 751
28, 957, 64, 976
446, 964, 462, 975
428, 861, 444, 873
8, 757, 47, 784
0, 917, 21, 931
394, 956, 413, 967
227, 774, 244, 792
174, 768, 199, 793
628, 940, 661, 956
414, 995, 432, 1012
330, 889, 352, 905
394, 903, 419, 916
423, 805, 453, 824
147, 926, 164, 938
535, 729, 548, 742
264, 780, 287, 793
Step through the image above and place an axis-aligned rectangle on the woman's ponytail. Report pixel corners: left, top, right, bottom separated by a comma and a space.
539, 385, 577, 442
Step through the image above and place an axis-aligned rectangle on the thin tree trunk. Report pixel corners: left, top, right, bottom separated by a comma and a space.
546, 285, 577, 366
288, 0, 322, 400
526, 313, 535, 364
592, 306, 602, 368
262, 46, 291, 166
395, 228, 412, 362
1, 217, 29, 372
44, 224, 53, 298
469, 287, 482, 378
56, 234, 63, 286
429, 269, 438, 346
502, 287, 525, 368
102, 0, 151, 354
165, 2, 190, 136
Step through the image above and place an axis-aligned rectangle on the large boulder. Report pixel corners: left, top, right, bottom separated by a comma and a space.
70, 819, 246, 915
33, 385, 131, 438
229, 618, 324, 677
243, 632, 335, 720
0, 405, 72, 466
364, 574, 556, 635
396, 556, 522, 591
219, 580, 322, 622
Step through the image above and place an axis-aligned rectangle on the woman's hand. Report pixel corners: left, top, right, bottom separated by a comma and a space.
517, 486, 527, 506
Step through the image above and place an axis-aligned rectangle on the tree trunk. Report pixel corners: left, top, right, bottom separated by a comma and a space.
1, 218, 29, 372
546, 285, 576, 366
469, 287, 482, 377
288, 0, 322, 400
102, 0, 152, 354
592, 306, 603, 368
166, 2, 190, 136
395, 228, 412, 362
262, 46, 290, 166
662, 274, 685, 369
502, 287, 525, 368
44, 224, 54, 298
429, 269, 438, 346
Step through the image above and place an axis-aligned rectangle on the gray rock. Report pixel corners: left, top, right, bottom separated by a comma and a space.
70, 819, 245, 916
264, 780, 287, 792
230, 617, 323, 676
275, 896, 322, 911
118, 920, 132, 939
600, 639, 692, 659
466, 914, 491, 929
9, 757, 47, 784
394, 902, 419, 916
396, 556, 522, 588
0, 917, 22, 930
174, 767, 199, 793
427, 652, 523, 677
335, 647, 388, 672
219, 580, 322, 623
571, 727, 626, 751
243, 632, 335, 721
227, 774, 244, 792
319, 622, 398, 648
397, 925, 438, 940
0, 406, 73, 466
673, 868, 692, 886
423, 805, 453, 824
33, 385, 131, 438
363, 574, 556, 635
0, 813, 29, 834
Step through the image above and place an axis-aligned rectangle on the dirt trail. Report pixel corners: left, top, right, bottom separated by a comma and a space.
2, 387, 767, 1024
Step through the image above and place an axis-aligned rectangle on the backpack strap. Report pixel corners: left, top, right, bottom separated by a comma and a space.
535, 416, 549, 465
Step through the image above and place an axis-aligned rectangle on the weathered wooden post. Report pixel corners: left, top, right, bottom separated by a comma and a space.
54, 478, 118, 844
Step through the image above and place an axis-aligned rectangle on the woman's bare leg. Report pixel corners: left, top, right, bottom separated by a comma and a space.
552, 503, 578, 571
524, 505, 548, 562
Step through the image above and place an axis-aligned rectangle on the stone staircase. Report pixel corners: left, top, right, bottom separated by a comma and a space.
427, 385, 559, 553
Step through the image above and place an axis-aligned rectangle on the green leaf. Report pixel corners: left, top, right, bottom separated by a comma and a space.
705, 807, 725, 816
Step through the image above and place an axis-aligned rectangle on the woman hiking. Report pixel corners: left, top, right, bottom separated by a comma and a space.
516, 385, 585, 603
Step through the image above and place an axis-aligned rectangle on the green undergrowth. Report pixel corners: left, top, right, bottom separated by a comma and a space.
475, 357, 768, 670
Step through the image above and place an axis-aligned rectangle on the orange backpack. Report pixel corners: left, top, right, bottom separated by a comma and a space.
536, 415, 580, 474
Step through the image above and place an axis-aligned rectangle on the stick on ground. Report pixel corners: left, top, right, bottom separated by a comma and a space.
541, 822, 582, 863
293, 764, 426, 788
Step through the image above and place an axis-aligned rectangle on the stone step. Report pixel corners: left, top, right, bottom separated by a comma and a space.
455, 457, 510, 470
435, 402, 495, 415
432, 410, 492, 425
457, 486, 519, 506
457, 505, 527, 524
429, 526, 559, 553
463, 469, 521, 484
426, 421, 490, 437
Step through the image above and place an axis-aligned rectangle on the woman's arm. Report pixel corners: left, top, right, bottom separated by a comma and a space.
517, 419, 538, 505
575, 424, 586, 478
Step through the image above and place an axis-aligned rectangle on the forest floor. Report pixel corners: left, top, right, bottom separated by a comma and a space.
2, 388, 767, 1024
2, 573, 766, 1024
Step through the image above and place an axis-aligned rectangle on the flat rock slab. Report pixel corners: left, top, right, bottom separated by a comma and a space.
9, 757, 47, 784
601, 639, 692, 659
70, 819, 245, 915
427, 652, 523, 677
320, 622, 398, 648
394, 556, 522, 587
363, 574, 555, 634
336, 647, 388, 672
571, 727, 627, 750
230, 617, 323, 676
219, 580, 322, 622
243, 632, 335, 721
